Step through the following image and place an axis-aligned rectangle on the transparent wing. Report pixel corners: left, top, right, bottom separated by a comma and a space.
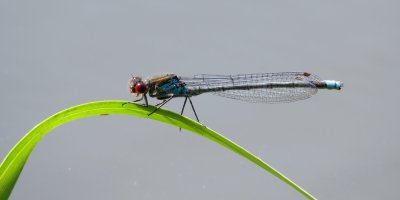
211, 86, 317, 103
180, 72, 320, 103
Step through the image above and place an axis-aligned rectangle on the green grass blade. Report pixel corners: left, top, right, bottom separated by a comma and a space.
0, 100, 317, 200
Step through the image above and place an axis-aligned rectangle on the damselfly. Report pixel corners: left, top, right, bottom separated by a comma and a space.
128, 72, 342, 122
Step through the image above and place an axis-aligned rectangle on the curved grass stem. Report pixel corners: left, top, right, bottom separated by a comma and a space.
0, 100, 316, 200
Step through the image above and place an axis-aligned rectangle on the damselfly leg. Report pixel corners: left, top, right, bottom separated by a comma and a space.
148, 96, 174, 116
122, 94, 149, 107
188, 97, 200, 122
180, 97, 188, 116
148, 96, 200, 122
178, 97, 188, 131
134, 94, 149, 106
178, 97, 200, 131
178, 97, 200, 122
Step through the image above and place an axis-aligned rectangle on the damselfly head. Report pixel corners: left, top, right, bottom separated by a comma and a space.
129, 76, 148, 94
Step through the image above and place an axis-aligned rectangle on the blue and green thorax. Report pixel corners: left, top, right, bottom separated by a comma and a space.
147, 76, 190, 99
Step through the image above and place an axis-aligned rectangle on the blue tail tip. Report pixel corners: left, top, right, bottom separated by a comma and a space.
325, 80, 343, 90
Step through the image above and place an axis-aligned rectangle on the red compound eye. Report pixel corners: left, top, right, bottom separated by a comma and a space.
134, 82, 147, 93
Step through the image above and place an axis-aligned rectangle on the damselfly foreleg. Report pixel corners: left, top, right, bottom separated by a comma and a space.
123, 94, 149, 107
133, 94, 149, 106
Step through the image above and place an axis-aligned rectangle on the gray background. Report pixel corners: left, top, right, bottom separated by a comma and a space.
1, 0, 399, 199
